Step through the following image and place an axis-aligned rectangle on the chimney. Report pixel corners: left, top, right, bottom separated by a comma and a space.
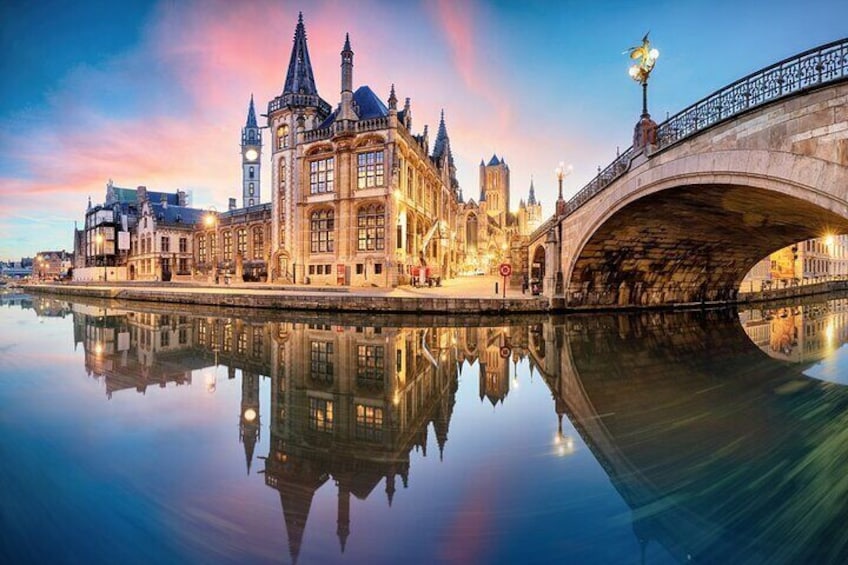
229, 198, 237, 211
161, 193, 168, 208
137, 186, 147, 202
178, 190, 187, 207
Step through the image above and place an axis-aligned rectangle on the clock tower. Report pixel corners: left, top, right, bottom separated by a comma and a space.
242, 94, 262, 208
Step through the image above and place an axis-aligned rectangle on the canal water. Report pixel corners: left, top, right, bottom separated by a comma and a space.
2, 291, 848, 564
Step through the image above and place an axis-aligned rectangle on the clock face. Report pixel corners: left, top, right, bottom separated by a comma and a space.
245, 149, 258, 161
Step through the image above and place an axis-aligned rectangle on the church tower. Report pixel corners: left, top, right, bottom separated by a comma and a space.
242, 95, 262, 208
480, 154, 510, 227
267, 12, 332, 283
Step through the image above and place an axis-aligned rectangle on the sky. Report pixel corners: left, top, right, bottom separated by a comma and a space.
0, 0, 846, 261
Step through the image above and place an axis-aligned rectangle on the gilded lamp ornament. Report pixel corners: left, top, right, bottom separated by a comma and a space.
627, 33, 660, 147
627, 33, 659, 116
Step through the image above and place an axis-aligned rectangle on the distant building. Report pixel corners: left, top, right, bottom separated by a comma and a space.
741, 234, 848, 291
74, 180, 191, 281
127, 191, 205, 281
34, 250, 73, 279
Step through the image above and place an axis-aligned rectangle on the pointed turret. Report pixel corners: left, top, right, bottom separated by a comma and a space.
488, 153, 500, 166
339, 33, 356, 122
246, 94, 258, 128
283, 12, 319, 96
388, 84, 397, 111
528, 176, 537, 205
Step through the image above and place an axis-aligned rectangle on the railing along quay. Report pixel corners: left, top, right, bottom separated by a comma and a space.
564, 37, 848, 219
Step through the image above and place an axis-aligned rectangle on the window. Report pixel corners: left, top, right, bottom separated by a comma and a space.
355, 404, 383, 442
375, 263, 382, 275
277, 125, 289, 149
249, 184, 254, 196
179, 328, 188, 345
160, 331, 170, 347
309, 397, 333, 432
309, 265, 315, 275
310, 209, 334, 253
209, 232, 217, 260
357, 151, 384, 189
310, 341, 334, 382
236, 228, 247, 257
161, 236, 170, 253
179, 237, 187, 253
253, 227, 264, 260
178, 258, 189, 274
357, 204, 385, 251
223, 231, 233, 261
356, 345, 384, 389
249, 167, 255, 179
249, 199, 254, 206
309, 157, 334, 194
237, 331, 247, 355
252, 327, 263, 358
356, 264, 364, 275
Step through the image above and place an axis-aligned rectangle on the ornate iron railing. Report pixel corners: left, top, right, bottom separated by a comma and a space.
563, 37, 848, 218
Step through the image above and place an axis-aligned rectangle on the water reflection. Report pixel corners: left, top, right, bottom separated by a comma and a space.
6, 292, 848, 562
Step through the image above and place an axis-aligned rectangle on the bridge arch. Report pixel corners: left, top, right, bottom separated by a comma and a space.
550, 37, 848, 308
564, 148, 848, 307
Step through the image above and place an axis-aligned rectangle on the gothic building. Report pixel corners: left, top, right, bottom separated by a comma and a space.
267, 14, 462, 287
458, 155, 541, 275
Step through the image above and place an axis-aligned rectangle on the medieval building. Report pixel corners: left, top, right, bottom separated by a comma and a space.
267, 14, 462, 287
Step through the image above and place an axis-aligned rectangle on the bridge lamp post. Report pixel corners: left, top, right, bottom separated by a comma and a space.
627, 34, 660, 149
627, 34, 659, 116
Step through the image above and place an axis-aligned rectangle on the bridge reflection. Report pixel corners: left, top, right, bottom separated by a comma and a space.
65, 294, 848, 562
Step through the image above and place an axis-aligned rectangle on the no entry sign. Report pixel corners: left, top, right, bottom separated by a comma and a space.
498, 263, 512, 277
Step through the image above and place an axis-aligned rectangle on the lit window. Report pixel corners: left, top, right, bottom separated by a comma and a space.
357, 204, 385, 251
309, 157, 335, 194
310, 341, 334, 382
357, 151, 384, 189
355, 404, 383, 442
309, 397, 334, 432
310, 209, 334, 253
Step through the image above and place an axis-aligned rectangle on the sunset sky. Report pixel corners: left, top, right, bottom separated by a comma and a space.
1, 0, 845, 260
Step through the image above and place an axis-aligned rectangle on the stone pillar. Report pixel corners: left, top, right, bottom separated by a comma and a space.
544, 228, 558, 299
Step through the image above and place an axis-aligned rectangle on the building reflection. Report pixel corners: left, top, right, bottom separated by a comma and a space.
63, 294, 848, 563
740, 297, 848, 363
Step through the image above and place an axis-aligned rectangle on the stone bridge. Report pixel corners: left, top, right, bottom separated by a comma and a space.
529, 38, 848, 308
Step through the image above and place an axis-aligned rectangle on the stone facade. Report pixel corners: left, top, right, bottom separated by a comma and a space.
267, 15, 462, 288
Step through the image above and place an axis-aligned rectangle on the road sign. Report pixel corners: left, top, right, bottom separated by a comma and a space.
499, 346, 511, 359
498, 263, 512, 277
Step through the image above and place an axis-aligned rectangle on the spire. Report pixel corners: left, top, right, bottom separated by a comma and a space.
339, 33, 355, 120
343, 32, 351, 52
388, 84, 397, 110
283, 12, 319, 96
487, 153, 500, 166
245, 94, 257, 128
432, 109, 450, 162
528, 176, 537, 205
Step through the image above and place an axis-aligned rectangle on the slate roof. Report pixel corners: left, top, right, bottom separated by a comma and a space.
487, 154, 500, 166
246, 95, 258, 128
150, 203, 206, 227
318, 86, 388, 128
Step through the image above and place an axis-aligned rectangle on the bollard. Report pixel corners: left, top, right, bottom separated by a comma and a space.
495, 282, 499, 295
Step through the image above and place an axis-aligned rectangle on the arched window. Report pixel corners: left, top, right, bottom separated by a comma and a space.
466, 213, 478, 253
277, 125, 289, 150
253, 226, 264, 260
223, 231, 233, 261
198, 235, 207, 263
236, 228, 247, 257
310, 209, 334, 253
357, 204, 385, 251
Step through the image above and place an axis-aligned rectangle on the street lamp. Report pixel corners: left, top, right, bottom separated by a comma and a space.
627, 33, 660, 117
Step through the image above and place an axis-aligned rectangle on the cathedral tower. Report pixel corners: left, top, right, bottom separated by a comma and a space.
242, 95, 262, 208
480, 154, 510, 227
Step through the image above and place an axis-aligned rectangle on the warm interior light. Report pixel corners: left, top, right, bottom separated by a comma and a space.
244, 408, 257, 422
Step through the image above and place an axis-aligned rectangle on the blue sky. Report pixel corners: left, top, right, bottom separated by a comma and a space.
0, 0, 845, 260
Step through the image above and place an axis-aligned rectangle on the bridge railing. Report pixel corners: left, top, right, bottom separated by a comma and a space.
563, 37, 848, 219
655, 37, 848, 150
